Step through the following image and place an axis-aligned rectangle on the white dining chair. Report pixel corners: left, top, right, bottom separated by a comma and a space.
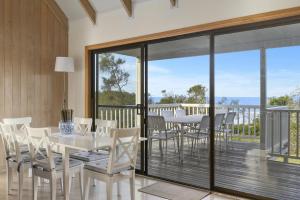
95, 119, 117, 136
175, 109, 186, 117
83, 128, 140, 200
26, 127, 84, 200
70, 119, 117, 163
3, 117, 32, 132
0, 123, 32, 200
74, 117, 92, 135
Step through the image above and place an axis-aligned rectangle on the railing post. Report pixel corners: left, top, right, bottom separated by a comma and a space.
260, 47, 267, 151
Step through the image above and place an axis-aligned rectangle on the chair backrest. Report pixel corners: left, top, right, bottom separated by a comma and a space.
148, 111, 158, 116
2, 117, 32, 132
95, 119, 117, 136
0, 123, 23, 162
215, 113, 225, 130
147, 116, 166, 132
161, 110, 173, 119
25, 127, 54, 170
199, 115, 210, 132
175, 109, 186, 118
74, 117, 92, 135
107, 128, 140, 174
224, 112, 236, 125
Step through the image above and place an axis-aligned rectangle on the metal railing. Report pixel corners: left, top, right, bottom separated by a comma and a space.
266, 107, 300, 160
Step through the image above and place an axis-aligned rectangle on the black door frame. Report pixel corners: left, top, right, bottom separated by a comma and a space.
90, 16, 300, 200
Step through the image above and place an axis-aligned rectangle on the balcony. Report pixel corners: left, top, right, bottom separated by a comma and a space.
96, 103, 300, 199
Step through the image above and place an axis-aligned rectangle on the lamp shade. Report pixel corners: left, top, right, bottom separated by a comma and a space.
55, 57, 74, 72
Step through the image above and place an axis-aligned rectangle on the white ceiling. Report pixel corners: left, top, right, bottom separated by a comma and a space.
116, 23, 300, 60
55, 0, 152, 21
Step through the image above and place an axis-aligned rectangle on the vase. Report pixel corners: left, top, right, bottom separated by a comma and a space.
59, 121, 74, 135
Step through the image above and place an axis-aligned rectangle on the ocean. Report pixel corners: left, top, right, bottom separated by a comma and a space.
150, 96, 260, 105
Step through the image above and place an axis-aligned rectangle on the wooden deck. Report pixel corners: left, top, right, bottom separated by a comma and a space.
146, 140, 300, 200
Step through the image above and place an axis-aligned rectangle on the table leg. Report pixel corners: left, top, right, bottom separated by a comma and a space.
63, 147, 70, 200
180, 124, 184, 163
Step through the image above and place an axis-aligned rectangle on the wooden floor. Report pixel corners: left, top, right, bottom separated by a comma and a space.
0, 170, 248, 200
147, 140, 300, 200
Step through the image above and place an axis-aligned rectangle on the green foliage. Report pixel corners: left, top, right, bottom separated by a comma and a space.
99, 53, 129, 92
159, 84, 207, 104
98, 91, 135, 105
269, 95, 293, 106
186, 85, 206, 104
233, 118, 260, 136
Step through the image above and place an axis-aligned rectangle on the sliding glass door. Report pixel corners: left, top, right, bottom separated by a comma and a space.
91, 19, 300, 200
92, 46, 146, 172
214, 23, 300, 199
146, 35, 211, 188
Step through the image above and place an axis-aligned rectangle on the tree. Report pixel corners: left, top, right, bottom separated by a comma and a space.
99, 53, 129, 92
186, 84, 206, 104
269, 95, 293, 106
218, 97, 228, 105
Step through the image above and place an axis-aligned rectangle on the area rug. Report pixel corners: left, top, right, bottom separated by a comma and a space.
138, 182, 210, 200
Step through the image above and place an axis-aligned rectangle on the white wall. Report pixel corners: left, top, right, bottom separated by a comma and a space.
68, 0, 300, 116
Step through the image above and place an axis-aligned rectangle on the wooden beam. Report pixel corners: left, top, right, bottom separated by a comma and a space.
120, 0, 132, 17
79, 0, 96, 24
43, 0, 68, 29
170, 0, 176, 7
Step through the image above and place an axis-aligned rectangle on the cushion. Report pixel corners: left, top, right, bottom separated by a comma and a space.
84, 160, 133, 175
70, 151, 109, 162
33, 157, 82, 172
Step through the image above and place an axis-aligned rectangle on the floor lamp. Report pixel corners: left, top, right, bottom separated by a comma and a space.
55, 57, 74, 110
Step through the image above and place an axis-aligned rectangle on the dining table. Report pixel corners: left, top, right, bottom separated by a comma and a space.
15, 127, 147, 200
164, 115, 204, 163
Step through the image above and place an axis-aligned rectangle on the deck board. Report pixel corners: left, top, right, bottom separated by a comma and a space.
146, 140, 300, 200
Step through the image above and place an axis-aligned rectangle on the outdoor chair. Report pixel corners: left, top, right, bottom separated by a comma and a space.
183, 116, 210, 154
147, 116, 178, 158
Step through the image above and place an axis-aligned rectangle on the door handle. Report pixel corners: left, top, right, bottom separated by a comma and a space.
136, 104, 144, 115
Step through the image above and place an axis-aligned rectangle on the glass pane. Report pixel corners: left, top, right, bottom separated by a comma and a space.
147, 35, 210, 188
215, 23, 300, 199
95, 48, 143, 170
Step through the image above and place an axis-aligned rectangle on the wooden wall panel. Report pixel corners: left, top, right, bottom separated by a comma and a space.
0, 0, 68, 127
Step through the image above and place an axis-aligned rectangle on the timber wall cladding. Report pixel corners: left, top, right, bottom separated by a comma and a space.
0, 0, 68, 126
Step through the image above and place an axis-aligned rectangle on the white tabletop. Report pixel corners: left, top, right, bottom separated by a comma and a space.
49, 133, 147, 151
164, 115, 204, 124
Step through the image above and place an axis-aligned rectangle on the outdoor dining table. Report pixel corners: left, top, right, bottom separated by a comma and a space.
15, 127, 146, 200
164, 115, 204, 163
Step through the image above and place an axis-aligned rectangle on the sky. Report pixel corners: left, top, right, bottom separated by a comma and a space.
98, 45, 300, 99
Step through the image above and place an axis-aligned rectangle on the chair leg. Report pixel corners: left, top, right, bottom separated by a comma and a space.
106, 179, 113, 200
60, 178, 64, 192
33, 175, 38, 200
173, 138, 176, 152
130, 171, 135, 200
69, 175, 72, 194
50, 173, 57, 200
7, 165, 13, 192
79, 168, 83, 200
83, 174, 90, 200
18, 166, 24, 200
149, 139, 152, 157
165, 140, 168, 161
117, 182, 121, 197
